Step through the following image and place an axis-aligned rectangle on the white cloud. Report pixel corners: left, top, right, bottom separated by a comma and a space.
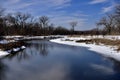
5, 0, 20, 5
3, 0, 71, 11
89, 0, 108, 4
102, 5, 114, 13
47, 11, 88, 30
101, 2, 116, 13
9, 0, 20, 4
50, 0, 71, 6
13, 2, 36, 9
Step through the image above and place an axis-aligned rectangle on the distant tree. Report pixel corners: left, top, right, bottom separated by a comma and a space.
0, 7, 5, 35
69, 21, 77, 34
115, 4, 120, 33
116, 4, 120, 15
0, 7, 5, 17
14, 12, 31, 35
53, 26, 70, 35
39, 16, 49, 35
47, 23, 54, 34
15, 12, 31, 27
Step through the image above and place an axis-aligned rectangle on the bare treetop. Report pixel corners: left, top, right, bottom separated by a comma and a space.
69, 21, 78, 32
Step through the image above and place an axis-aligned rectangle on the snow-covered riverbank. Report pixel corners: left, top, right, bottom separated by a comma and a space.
0, 50, 9, 58
50, 37, 120, 62
0, 45, 26, 58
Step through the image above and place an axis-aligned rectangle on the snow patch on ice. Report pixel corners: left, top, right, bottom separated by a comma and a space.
13, 48, 20, 52
21, 46, 26, 49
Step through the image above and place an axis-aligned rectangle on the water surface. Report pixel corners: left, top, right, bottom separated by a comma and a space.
0, 40, 120, 80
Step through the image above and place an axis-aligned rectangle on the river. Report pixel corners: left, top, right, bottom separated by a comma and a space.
0, 40, 120, 80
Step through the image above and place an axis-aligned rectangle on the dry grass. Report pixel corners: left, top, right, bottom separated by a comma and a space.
64, 39, 74, 41
76, 38, 120, 51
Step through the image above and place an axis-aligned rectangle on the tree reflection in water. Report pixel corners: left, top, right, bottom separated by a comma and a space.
26, 40, 50, 56
1, 40, 120, 80
111, 59, 120, 73
6, 40, 50, 61
0, 60, 7, 80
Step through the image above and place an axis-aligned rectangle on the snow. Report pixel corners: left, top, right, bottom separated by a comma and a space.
4, 35, 23, 39
0, 40, 9, 44
3, 35, 64, 41
0, 50, 9, 58
6, 46, 26, 53
23, 35, 63, 40
13, 48, 20, 52
0, 40, 16, 44
21, 46, 26, 49
50, 37, 120, 62
7, 50, 12, 53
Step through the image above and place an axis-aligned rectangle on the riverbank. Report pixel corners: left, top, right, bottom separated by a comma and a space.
0, 41, 26, 58
0, 35, 63, 57
50, 36, 120, 62
0, 50, 9, 58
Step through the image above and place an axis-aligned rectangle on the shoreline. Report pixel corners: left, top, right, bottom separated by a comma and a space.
0, 35, 62, 58
0, 50, 9, 58
50, 37, 120, 62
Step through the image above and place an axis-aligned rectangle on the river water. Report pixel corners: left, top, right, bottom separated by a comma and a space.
0, 40, 120, 80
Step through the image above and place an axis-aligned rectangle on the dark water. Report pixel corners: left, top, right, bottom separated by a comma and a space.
0, 40, 120, 80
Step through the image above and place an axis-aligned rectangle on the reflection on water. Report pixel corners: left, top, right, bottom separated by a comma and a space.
5, 40, 52, 61
0, 60, 8, 80
27, 40, 49, 56
1, 40, 120, 80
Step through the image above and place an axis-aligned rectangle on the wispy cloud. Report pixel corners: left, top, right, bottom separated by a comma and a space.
3, 0, 71, 12
9, 0, 20, 4
89, 0, 108, 4
47, 11, 88, 30
5, 0, 20, 5
101, 2, 116, 13
102, 5, 114, 13
50, 0, 71, 7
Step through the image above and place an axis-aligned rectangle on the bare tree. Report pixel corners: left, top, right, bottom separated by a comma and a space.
116, 4, 120, 16
13, 12, 31, 34
115, 4, 120, 33
97, 14, 116, 35
69, 21, 77, 34
0, 7, 5, 35
0, 7, 5, 17
15, 12, 31, 27
39, 16, 49, 35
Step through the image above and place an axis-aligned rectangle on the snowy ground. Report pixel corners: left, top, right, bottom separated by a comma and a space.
67, 35, 120, 40
50, 36, 120, 62
0, 45, 26, 58
4, 35, 64, 40
0, 35, 64, 44
0, 50, 9, 58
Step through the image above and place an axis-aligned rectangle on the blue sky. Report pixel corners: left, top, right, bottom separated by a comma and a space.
1, 0, 119, 30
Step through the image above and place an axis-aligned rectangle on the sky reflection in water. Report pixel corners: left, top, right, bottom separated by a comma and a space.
0, 40, 120, 80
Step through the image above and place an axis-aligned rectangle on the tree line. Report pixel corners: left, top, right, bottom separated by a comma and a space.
0, 8, 72, 36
